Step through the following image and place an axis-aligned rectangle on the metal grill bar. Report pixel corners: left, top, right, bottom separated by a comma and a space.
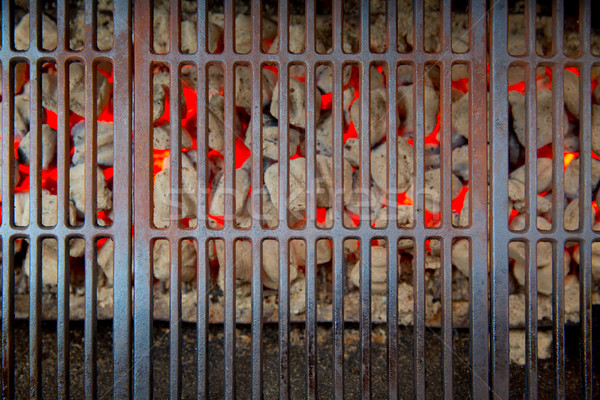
578, 3, 594, 399
111, 1, 134, 397
168, 0, 183, 390
549, 2, 568, 397
1, 5, 15, 397
358, 31, 372, 400
468, 2, 490, 398
26, 6, 42, 397
133, 1, 153, 398
304, 2, 318, 397
386, 0, 400, 390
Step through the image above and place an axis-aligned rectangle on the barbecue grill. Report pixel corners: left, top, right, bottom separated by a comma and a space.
0, 0, 598, 398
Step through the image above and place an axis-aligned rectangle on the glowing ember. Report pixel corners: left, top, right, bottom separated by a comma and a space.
406, 112, 441, 146
153, 149, 171, 177
563, 152, 577, 168
509, 209, 519, 224
452, 77, 469, 94
235, 137, 251, 168
452, 186, 469, 214
397, 191, 413, 206
592, 201, 600, 224
320, 92, 332, 110
316, 207, 327, 224
343, 120, 358, 143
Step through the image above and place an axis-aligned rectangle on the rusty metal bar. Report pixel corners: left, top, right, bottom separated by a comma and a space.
84, 238, 98, 399
56, 238, 70, 399
412, 57, 427, 400
278, 239, 290, 400
466, 2, 489, 397
1, 240, 15, 400
249, 0, 264, 393
27, 30, 43, 399
221, 2, 237, 393
169, 238, 182, 398
276, 0, 291, 390
133, 0, 154, 398
330, 2, 345, 394
440, 237, 453, 399
413, 238, 426, 400
524, 1, 539, 393
196, 240, 209, 398
490, 2, 515, 391
168, 3, 183, 388
304, 1, 318, 396
249, 28, 264, 398
305, 239, 318, 399
332, 237, 345, 399
386, 56, 399, 400
578, 2, 594, 399
110, 0, 133, 397
548, 2, 567, 398
223, 238, 236, 400
196, 56, 209, 399
358, 4, 372, 396
251, 239, 263, 398
2, 2, 15, 397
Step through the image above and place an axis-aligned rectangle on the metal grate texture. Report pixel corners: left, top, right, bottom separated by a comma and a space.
1, 1, 133, 399
138, 0, 490, 398
0, 0, 595, 399
490, 1, 597, 399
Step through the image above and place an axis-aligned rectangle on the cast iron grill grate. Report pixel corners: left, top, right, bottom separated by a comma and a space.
0, 0, 596, 399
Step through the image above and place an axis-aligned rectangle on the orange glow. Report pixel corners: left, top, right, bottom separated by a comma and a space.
45, 108, 85, 131
451, 78, 469, 93
426, 112, 441, 144
508, 67, 599, 96
208, 214, 225, 226
406, 112, 441, 146
425, 210, 440, 227
235, 137, 251, 168
397, 191, 413, 206
153, 149, 171, 176
452, 186, 469, 214
96, 237, 109, 250
320, 92, 332, 110
316, 207, 327, 224
264, 65, 278, 76
565, 66, 579, 76
346, 66, 361, 99
592, 201, 600, 224
181, 85, 198, 128
507, 81, 526, 94
96, 211, 112, 225
563, 152, 577, 168
344, 120, 358, 143
14, 166, 58, 194
509, 209, 519, 224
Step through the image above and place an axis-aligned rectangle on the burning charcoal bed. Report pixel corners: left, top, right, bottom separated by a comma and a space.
1, 0, 600, 398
